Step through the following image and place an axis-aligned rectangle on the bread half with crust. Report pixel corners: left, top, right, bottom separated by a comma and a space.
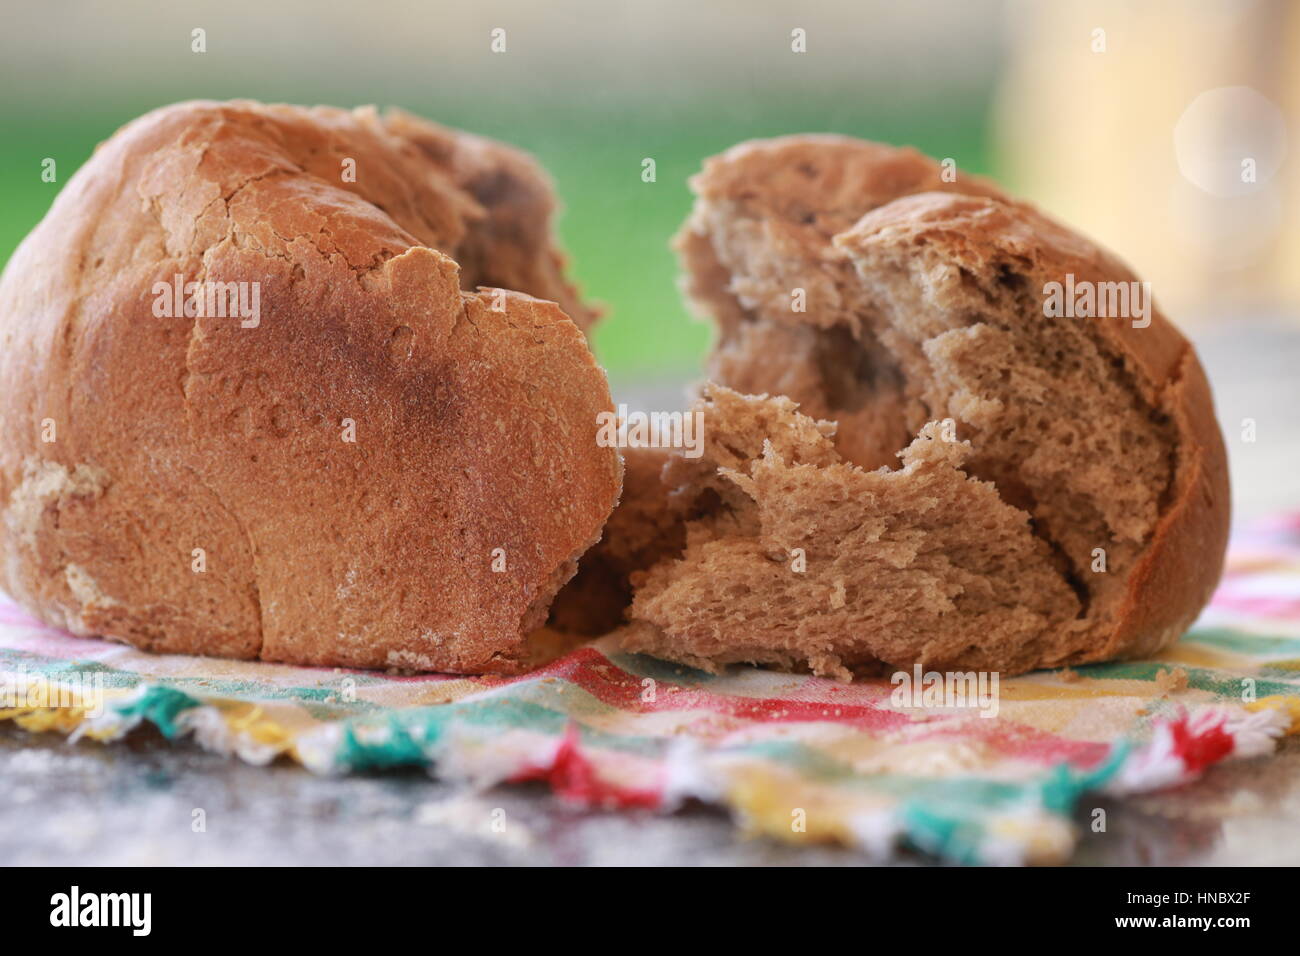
609, 135, 1229, 678
0, 100, 620, 673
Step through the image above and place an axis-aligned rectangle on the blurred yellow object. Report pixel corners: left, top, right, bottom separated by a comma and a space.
995, 0, 1298, 323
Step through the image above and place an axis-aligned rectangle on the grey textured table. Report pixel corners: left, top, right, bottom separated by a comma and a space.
4, 723, 1299, 866
3, 320, 1299, 866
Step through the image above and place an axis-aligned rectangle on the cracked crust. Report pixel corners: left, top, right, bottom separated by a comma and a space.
613, 136, 1230, 677
0, 100, 620, 673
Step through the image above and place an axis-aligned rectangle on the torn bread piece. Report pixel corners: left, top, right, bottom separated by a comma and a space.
610, 136, 1230, 677
621, 386, 1081, 679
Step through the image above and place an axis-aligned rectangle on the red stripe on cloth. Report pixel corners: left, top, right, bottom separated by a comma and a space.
529, 646, 914, 730
508, 724, 663, 809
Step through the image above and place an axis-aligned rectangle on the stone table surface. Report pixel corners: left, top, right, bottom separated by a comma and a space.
3, 724, 1299, 866
3, 320, 1299, 866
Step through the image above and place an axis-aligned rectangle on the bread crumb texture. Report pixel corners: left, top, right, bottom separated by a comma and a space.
570, 135, 1229, 679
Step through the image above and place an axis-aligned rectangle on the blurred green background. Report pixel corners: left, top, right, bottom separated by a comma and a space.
8, 0, 1291, 391
0, 0, 1002, 389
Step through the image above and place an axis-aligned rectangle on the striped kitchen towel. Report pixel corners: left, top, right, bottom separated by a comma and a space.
2, 517, 1299, 865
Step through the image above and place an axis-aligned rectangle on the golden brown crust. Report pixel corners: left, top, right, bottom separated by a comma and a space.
1099, 351, 1231, 661
0, 100, 619, 673
684, 134, 1009, 236
380, 108, 599, 333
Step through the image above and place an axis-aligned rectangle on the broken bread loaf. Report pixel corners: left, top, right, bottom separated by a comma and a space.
615, 136, 1230, 677
0, 100, 620, 673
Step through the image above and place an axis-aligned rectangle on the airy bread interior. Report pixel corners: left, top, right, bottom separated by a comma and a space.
710, 203, 1174, 597
621, 386, 1083, 679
